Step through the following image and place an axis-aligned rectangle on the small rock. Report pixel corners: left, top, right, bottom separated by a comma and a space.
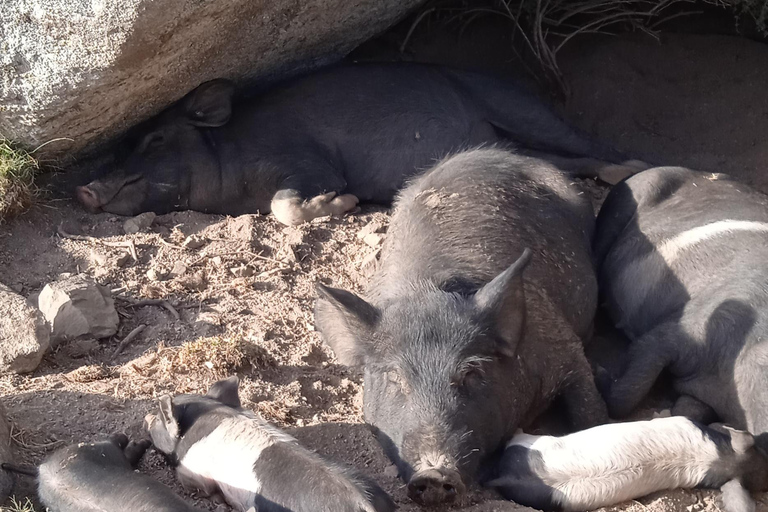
230, 265, 255, 278
211, 256, 222, 266
179, 271, 207, 292
170, 261, 188, 277
363, 232, 384, 247
38, 274, 119, 347
123, 212, 156, 234
384, 464, 399, 478
66, 364, 110, 383
146, 268, 166, 282
0, 402, 14, 500
0, 282, 50, 373
10, 283, 22, 293
357, 220, 387, 239
182, 235, 207, 250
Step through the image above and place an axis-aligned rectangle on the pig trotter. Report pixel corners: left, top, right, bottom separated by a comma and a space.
271, 192, 359, 226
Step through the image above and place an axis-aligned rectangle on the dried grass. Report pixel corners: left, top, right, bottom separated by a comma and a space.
405, 0, 768, 96
1, 497, 37, 512
119, 331, 275, 396
0, 139, 39, 220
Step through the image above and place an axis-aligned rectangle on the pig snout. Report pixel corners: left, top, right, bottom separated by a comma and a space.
76, 184, 103, 212
407, 467, 466, 506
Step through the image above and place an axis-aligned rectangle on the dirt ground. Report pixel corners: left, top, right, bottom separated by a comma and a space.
3, 13, 768, 512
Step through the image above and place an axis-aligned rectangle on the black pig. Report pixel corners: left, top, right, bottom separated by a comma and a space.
2, 434, 205, 512
314, 147, 608, 506
594, 167, 768, 436
144, 376, 396, 512
78, 63, 637, 225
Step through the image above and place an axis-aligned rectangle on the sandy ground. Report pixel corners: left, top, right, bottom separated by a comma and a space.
3, 12, 768, 512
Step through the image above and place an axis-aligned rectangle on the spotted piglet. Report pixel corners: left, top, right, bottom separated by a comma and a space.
488, 416, 768, 512
145, 376, 396, 512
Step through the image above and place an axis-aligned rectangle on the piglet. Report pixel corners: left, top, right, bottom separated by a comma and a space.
488, 416, 768, 512
145, 376, 397, 512
3, 433, 204, 512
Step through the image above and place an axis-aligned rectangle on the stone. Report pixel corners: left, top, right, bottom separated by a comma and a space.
0, 283, 50, 373
182, 235, 207, 250
169, 261, 188, 277
38, 274, 119, 346
0, 0, 423, 159
123, 212, 156, 234
362, 232, 384, 247
0, 402, 14, 500
230, 265, 255, 278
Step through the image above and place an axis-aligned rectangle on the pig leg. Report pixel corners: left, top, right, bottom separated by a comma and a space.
604, 323, 680, 418
559, 352, 610, 430
520, 150, 650, 185
271, 169, 358, 226
672, 395, 718, 424
123, 439, 152, 467
271, 190, 359, 226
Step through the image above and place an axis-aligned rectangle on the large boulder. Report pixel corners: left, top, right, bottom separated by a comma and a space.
0, 283, 50, 374
0, 0, 423, 159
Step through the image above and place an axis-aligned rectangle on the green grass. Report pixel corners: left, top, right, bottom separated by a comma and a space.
1, 497, 37, 512
0, 138, 40, 220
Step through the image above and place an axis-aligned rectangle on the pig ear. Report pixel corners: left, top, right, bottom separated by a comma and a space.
206, 376, 241, 408
314, 283, 380, 367
147, 395, 179, 454
474, 248, 532, 357
183, 79, 235, 127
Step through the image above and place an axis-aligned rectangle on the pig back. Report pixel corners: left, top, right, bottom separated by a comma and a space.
370, 148, 597, 339
596, 167, 768, 340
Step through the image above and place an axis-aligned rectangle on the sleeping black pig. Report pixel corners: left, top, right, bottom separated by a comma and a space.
78, 63, 637, 225
314, 147, 608, 506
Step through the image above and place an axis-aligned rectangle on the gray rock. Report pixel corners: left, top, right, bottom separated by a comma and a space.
123, 212, 156, 234
0, 283, 50, 373
38, 274, 119, 346
0, 401, 14, 500
0, 0, 423, 158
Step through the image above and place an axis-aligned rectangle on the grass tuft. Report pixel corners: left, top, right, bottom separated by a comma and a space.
1, 497, 38, 512
0, 139, 40, 221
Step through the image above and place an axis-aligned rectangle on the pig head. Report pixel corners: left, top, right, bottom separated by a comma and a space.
78, 80, 236, 216
315, 249, 533, 506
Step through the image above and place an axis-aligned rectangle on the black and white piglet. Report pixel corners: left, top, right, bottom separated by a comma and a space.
145, 376, 396, 512
488, 416, 768, 512
3, 433, 204, 512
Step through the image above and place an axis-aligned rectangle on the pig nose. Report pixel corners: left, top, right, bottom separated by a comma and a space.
407, 467, 466, 506
76, 185, 102, 212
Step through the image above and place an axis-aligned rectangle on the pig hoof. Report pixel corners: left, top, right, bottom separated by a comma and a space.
329, 194, 359, 215
598, 164, 640, 185
623, 159, 651, 171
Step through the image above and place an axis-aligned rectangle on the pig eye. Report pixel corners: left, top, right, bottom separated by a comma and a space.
456, 368, 485, 389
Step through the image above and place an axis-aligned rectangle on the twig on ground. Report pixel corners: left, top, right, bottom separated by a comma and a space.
117, 297, 181, 321
57, 224, 139, 261
110, 324, 147, 361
